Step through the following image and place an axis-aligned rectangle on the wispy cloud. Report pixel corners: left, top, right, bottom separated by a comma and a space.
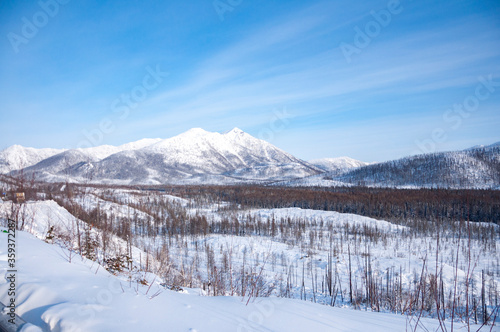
0, 0, 499, 161
140, 18, 498, 125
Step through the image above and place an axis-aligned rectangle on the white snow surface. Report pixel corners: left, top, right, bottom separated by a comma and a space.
0, 229, 472, 332
143, 127, 300, 169
0, 145, 66, 173
3, 128, 321, 184
0, 195, 495, 331
309, 157, 370, 172
3, 130, 498, 188
79, 138, 163, 160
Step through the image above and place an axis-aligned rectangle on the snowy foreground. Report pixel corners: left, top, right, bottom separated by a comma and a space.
0, 230, 477, 332
0, 188, 497, 331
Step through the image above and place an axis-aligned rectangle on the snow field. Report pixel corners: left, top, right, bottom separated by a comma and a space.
0, 229, 489, 331
0, 188, 498, 331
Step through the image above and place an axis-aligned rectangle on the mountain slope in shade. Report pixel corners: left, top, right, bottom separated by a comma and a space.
16, 138, 163, 182
0, 138, 163, 176
0, 145, 66, 174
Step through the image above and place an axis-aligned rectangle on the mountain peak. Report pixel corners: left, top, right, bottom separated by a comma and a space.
183, 128, 210, 136
224, 127, 244, 135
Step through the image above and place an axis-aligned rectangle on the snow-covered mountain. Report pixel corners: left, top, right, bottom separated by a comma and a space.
10, 138, 163, 183
309, 157, 370, 174
78, 128, 321, 184
0, 145, 66, 174
335, 145, 500, 189
82, 138, 163, 160
276, 143, 500, 189
0, 138, 162, 177
8, 128, 321, 184
142, 127, 302, 172
3, 133, 499, 188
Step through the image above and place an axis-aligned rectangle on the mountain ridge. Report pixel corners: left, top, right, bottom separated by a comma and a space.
5, 128, 321, 185
1, 133, 499, 188
309, 157, 371, 174
280, 144, 500, 189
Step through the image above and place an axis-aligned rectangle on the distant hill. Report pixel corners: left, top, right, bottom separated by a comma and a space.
335, 144, 500, 189
309, 157, 371, 175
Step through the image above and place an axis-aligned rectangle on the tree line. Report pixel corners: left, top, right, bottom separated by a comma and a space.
149, 185, 500, 225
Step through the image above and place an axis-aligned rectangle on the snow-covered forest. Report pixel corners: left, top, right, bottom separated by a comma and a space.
1, 176, 498, 331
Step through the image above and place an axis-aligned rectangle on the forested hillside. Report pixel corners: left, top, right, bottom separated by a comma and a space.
336, 147, 500, 189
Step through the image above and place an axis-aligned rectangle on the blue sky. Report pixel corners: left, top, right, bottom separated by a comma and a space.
1, 0, 499, 162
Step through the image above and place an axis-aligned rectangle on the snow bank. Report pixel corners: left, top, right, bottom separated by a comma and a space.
0, 229, 479, 331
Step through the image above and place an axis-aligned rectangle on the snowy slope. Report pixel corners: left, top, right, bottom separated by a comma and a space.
20, 149, 102, 182
309, 157, 370, 173
81, 138, 162, 160
336, 147, 500, 189
15, 138, 162, 183
0, 189, 496, 331
282, 146, 500, 189
0, 145, 66, 174
273, 157, 372, 187
35, 128, 321, 184
141, 127, 317, 174
0, 227, 477, 331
